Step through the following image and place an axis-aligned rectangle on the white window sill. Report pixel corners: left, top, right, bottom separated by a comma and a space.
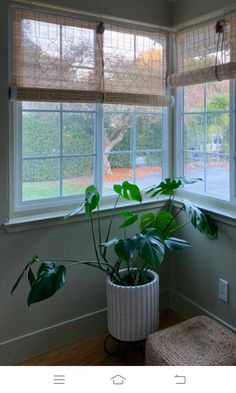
176, 190, 236, 227
4, 197, 166, 233
4, 191, 236, 233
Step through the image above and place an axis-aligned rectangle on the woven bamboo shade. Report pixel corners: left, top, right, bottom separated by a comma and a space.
169, 15, 236, 87
11, 7, 172, 106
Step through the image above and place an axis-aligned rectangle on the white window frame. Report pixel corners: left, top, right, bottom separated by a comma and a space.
175, 79, 236, 208
9, 101, 169, 219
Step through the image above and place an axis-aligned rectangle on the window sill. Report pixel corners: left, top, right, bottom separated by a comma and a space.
176, 190, 236, 228
4, 191, 236, 233
4, 197, 165, 233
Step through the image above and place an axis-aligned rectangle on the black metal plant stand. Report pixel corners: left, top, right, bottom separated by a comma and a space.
103, 334, 146, 356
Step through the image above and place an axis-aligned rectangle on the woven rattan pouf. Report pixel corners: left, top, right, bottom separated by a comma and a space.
145, 315, 236, 365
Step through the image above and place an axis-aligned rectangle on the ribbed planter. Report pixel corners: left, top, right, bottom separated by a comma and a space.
106, 269, 159, 342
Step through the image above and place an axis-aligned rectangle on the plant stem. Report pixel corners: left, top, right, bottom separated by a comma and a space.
103, 195, 120, 259
170, 220, 191, 233
89, 213, 107, 272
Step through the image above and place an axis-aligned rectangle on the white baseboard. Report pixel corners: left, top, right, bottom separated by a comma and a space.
169, 288, 236, 332
0, 308, 107, 365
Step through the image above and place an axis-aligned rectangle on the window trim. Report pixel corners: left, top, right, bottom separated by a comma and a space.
175, 79, 236, 205
10, 101, 169, 220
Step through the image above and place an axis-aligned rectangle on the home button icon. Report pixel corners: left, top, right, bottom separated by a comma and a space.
110, 375, 126, 385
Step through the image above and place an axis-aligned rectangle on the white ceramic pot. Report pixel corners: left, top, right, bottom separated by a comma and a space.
106, 269, 159, 342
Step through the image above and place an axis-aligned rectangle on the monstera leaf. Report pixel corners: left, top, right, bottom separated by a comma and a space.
183, 200, 217, 239
27, 262, 66, 306
84, 185, 100, 214
146, 178, 182, 197
164, 237, 190, 250
119, 210, 138, 229
113, 181, 142, 203
133, 229, 165, 268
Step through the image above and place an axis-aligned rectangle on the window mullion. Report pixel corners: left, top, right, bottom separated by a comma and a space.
96, 103, 103, 194
230, 79, 236, 202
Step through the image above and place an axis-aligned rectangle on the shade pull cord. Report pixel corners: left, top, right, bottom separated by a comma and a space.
96, 22, 105, 103
215, 19, 227, 81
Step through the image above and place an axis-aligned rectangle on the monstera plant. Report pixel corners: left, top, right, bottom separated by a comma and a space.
12, 177, 217, 342
12, 177, 217, 307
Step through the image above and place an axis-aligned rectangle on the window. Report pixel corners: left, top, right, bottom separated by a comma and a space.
15, 101, 166, 209
10, 7, 171, 215
177, 80, 231, 200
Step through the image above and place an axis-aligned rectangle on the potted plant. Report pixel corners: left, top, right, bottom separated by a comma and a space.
11, 178, 217, 342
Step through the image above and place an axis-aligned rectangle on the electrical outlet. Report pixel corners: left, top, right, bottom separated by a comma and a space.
219, 279, 229, 303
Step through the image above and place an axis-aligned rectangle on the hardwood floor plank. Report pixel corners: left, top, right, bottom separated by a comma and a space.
21, 309, 183, 366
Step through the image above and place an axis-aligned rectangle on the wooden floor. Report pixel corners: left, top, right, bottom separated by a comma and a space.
22, 310, 183, 366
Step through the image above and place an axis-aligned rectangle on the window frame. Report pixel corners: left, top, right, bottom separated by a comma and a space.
10, 101, 169, 219
175, 79, 236, 206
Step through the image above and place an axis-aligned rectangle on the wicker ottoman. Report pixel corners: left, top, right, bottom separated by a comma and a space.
145, 315, 236, 366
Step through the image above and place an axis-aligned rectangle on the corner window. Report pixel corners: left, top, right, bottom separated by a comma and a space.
177, 80, 232, 201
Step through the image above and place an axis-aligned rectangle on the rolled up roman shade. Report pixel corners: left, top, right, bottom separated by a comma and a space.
11, 7, 173, 107
169, 15, 236, 87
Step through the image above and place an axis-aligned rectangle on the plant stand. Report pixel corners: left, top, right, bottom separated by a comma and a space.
103, 333, 146, 357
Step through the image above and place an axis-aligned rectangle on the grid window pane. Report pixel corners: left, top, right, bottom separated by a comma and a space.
22, 112, 60, 157
135, 152, 162, 189
18, 102, 165, 206
63, 157, 94, 196
104, 112, 132, 153
136, 114, 162, 150
182, 81, 230, 200
22, 158, 60, 201
63, 113, 94, 154
103, 153, 133, 194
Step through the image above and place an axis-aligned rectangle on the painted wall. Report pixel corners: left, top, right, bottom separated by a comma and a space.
0, 0, 172, 365
171, 0, 236, 26
169, 214, 236, 331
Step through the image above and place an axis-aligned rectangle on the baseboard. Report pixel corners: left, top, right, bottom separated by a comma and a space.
0, 289, 169, 365
0, 308, 107, 365
169, 288, 236, 332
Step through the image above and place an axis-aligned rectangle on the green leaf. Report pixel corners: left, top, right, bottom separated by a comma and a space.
133, 229, 165, 268
99, 238, 119, 247
177, 176, 203, 185
27, 262, 66, 306
146, 178, 182, 197
11, 255, 38, 295
119, 211, 138, 229
113, 181, 142, 202
140, 212, 155, 231
85, 185, 100, 213
28, 267, 35, 287
164, 237, 190, 250
183, 200, 217, 239
114, 239, 136, 263
155, 211, 177, 239
65, 203, 85, 218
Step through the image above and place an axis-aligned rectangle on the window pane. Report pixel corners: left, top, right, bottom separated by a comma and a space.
183, 152, 204, 193
22, 102, 60, 110
103, 104, 133, 112
22, 158, 60, 201
135, 152, 162, 189
184, 114, 204, 151
206, 80, 229, 111
184, 84, 204, 112
136, 113, 162, 150
22, 112, 60, 157
206, 113, 230, 153
63, 157, 94, 196
104, 112, 132, 152
62, 103, 95, 111
63, 113, 94, 154
103, 153, 133, 194
206, 153, 230, 199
